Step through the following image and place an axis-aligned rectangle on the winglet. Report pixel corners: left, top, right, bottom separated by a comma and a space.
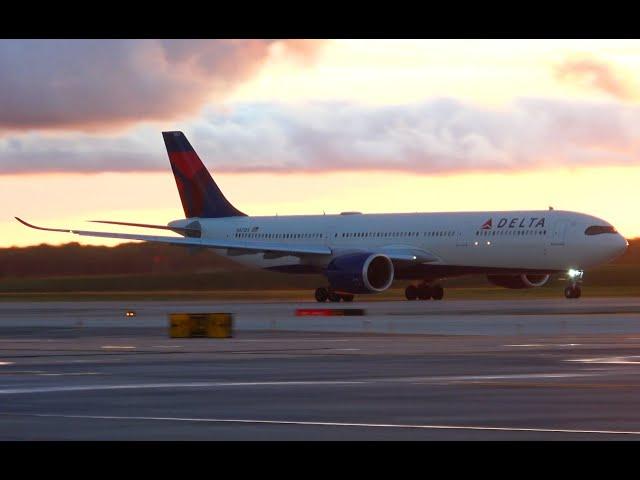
15, 217, 71, 233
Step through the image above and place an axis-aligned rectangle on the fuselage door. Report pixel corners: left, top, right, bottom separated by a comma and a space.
455, 229, 469, 247
550, 219, 567, 247
325, 225, 338, 247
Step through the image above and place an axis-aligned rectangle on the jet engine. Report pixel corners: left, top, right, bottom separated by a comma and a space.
486, 273, 550, 289
326, 252, 394, 294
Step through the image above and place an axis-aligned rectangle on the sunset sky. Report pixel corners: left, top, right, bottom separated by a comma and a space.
2, 39, 639, 247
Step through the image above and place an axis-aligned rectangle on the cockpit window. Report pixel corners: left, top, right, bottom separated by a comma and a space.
585, 225, 617, 235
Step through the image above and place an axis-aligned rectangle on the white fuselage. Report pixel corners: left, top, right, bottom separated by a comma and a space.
170, 210, 628, 277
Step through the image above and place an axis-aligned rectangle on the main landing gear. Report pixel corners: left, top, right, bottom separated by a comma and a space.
405, 283, 444, 301
564, 269, 583, 299
315, 287, 354, 303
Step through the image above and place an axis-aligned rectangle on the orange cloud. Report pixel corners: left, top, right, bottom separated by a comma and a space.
555, 56, 634, 100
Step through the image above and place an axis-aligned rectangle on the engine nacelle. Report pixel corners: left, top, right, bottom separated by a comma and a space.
326, 253, 394, 294
487, 273, 550, 289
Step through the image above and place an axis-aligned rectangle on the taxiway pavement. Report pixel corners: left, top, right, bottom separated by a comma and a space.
1, 298, 640, 440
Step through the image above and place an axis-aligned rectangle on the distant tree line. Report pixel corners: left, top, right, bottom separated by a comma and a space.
0, 238, 638, 279
0, 242, 244, 278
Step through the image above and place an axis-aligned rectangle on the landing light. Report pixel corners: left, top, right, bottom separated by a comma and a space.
568, 269, 583, 279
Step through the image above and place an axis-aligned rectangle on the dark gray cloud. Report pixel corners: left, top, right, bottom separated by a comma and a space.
1, 98, 639, 175
0, 39, 323, 131
0, 129, 163, 173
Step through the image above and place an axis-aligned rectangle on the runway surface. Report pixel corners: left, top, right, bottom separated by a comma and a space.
2, 298, 640, 440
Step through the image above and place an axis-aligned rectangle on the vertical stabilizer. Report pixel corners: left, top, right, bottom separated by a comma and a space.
162, 131, 246, 218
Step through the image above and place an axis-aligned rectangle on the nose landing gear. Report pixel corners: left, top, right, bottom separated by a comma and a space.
564, 285, 582, 299
564, 269, 584, 299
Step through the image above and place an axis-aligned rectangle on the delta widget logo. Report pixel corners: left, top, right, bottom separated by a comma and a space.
480, 219, 493, 230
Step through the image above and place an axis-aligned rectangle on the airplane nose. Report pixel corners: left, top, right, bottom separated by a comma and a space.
612, 234, 629, 257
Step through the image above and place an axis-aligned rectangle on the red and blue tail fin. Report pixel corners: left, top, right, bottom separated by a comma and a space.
162, 131, 246, 219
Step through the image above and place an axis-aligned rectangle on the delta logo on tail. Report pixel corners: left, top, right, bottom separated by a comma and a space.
481, 219, 493, 230
162, 131, 246, 219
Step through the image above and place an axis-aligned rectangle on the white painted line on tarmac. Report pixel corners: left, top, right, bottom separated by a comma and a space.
0, 370, 46, 374
0, 371, 598, 395
403, 372, 596, 382
0, 362, 14, 366
232, 339, 351, 343
455, 373, 591, 380
67, 359, 122, 363
0, 380, 366, 395
0, 339, 63, 343
567, 356, 640, 365
101, 346, 136, 350
8, 413, 640, 436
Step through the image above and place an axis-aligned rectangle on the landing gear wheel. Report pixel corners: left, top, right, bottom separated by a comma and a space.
431, 285, 444, 300
405, 285, 418, 300
564, 285, 582, 299
417, 285, 432, 300
315, 287, 328, 303
342, 294, 354, 302
328, 290, 342, 302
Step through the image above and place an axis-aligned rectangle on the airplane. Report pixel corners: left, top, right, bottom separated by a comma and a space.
16, 131, 629, 302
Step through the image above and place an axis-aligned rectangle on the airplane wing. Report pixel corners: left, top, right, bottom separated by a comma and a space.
16, 218, 440, 262
89, 220, 201, 237
15, 217, 332, 256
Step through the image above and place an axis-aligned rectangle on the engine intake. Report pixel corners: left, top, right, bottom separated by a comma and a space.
487, 273, 550, 289
326, 253, 394, 294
